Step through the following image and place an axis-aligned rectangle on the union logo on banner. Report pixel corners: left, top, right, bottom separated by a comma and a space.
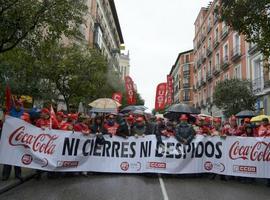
112, 92, 123, 104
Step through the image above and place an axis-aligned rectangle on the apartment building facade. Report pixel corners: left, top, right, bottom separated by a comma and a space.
78, 0, 124, 74
170, 50, 195, 105
193, 0, 249, 117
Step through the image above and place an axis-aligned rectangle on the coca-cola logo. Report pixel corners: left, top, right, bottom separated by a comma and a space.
9, 126, 59, 155
21, 154, 32, 165
229, 141, 270, 161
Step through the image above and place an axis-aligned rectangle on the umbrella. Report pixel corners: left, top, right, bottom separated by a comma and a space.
235, 110, 256, 118
250, 115, 270, 122
89, 98, 121, 113
166, 103, 200, 114
120, 105, 147, 113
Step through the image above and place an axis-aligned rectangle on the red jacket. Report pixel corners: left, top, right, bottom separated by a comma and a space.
103, 123, 119, 136
74, 123, 90, 134
256, 125, 270, 137
36, 119, 51, 129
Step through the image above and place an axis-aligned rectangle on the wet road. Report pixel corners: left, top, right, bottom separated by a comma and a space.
1, 174, 270, 200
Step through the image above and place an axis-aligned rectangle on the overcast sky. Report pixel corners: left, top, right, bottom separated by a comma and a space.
114, 0, 211, 111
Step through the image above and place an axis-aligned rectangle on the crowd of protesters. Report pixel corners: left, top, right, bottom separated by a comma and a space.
0, 100, 270, 186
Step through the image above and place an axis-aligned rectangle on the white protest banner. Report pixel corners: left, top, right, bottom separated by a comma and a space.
0, 116, 270, 178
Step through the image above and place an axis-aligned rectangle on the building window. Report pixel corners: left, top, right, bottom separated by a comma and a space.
215, 27, 219, 40
208, 37, 212, 48
234, 64, 242, 79
224, 72, 230, 80
215, 52, 220, 68
233, 33, 241, 53
223, 43, 229, 60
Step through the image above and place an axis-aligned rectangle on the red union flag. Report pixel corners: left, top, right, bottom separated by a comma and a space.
112, 92, 123, 104
155, 83, 167, 111
125, 76, 136, 105
166, 75, 174, 105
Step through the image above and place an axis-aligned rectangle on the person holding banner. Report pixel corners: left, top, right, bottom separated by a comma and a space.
2, 100, 23, 181
210, 118, 222, 136
117, 115, 135, 138
175, 114, 196, 145
256, 118, 270, 137
132, 117, 148, 138
103, 114, 120, 137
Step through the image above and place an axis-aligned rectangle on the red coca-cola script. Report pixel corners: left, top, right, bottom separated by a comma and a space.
229, 141, 270, 162
9, 126, 59, 155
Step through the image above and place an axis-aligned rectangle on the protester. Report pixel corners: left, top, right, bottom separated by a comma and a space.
211, 118, 222, 136
132, 117, 148, 138
74, 114, 90, 135
256, 118, 270, 137
175, 114, 196, 145
103, 114, 120, 137
117, 115, 135, 138
2, 100, 23, 181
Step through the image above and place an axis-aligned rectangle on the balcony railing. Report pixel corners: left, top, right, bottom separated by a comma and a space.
207, 25, 212, 33
248, 44, 258, 55
214, 15, 218, 25
221, 56, 230, 70
183, 97, 191, 102
213, 64, 221, 76
231, 46, 241, 62
213, 37, 219, 48
206, 47, 212, 57
221, 27, 229, 40
201, 34, 206, 42
183, 83, 190, 88
207, 70, 213, 81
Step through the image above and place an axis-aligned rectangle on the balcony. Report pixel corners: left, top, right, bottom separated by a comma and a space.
221, 27, 229, 40
248, 44, 258, 55
183, 83, 190, 88
197, 58, 202, 68
213, 37, 219, 49
264, 80, 270, 89
201, 54, 207, 63
183, 97, 191, 102
183, 69, 190, 76
231, 47, 241, 62
201, 78, 206, 86
207, 71, 213, 81
207, 25, 212, 33
201, 34, 206, 42
221, 56, 230, 70
213, 65, 221, 76
214, 15, 218, 25
206, 47, 212, 57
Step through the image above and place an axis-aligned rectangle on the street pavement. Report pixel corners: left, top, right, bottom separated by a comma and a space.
0, 173, 270, 200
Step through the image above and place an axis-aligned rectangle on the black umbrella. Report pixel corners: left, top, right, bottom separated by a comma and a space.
235, 110, 256, 118
166, 103, 200, 114
120, 105, 147, 113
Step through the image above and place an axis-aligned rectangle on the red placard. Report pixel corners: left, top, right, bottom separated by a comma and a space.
112, 92, 123, 104
155, 83, 167, 111
125, 76, 136, 105
166, 75, 174, 105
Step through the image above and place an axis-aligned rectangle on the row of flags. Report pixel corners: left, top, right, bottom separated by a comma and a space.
112, 76, 137, 105
155, 75, 174, 111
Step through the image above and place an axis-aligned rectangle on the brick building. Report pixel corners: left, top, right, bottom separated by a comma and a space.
170, 50, 194, 105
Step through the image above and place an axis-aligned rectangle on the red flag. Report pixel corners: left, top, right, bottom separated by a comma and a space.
5, 84, 12, 112
112, 92, 123, 104
155, 83, 167, 111
50, 105, 59, 129
166, 75, 174, 105
125, 76, 136, 105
